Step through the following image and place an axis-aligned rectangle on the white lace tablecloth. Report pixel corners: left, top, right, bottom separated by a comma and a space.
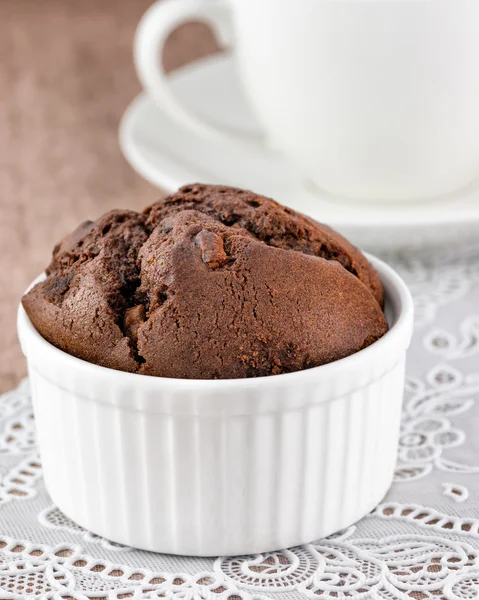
1, 249, 479, 600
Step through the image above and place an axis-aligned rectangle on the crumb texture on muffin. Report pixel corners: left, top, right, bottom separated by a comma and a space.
22, 184, 388, 379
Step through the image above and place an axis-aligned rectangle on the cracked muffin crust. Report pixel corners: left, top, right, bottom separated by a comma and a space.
22, 184, 388, 379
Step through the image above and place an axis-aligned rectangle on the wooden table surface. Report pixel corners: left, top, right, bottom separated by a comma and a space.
0, 0, 218, 392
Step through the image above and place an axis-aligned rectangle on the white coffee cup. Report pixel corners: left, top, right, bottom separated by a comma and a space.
135, 0, 479, 201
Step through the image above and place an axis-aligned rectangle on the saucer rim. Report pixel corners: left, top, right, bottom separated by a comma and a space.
119, 54, 479, 231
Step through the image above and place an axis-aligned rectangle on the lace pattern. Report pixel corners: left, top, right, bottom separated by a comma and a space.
1, 250, 479, 599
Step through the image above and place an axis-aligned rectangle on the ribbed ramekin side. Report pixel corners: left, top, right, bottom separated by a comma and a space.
375, 358, 406, 495
227, 383, 313, 555
28, 365, 99, 533
78, 384, 193, 553
28, 367, 66, 513
28, 354, 407, 556
297, 360, 403, 543
194, 357, 407, 555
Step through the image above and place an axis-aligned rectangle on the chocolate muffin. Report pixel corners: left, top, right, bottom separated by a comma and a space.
22, 184, 388, 379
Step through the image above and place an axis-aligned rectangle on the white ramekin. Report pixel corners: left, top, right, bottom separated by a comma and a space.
18, 255, 413, 557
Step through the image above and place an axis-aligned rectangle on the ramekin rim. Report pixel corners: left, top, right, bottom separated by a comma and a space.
18, 253, 413, 389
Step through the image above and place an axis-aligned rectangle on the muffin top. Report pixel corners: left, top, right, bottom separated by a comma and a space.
22, 184, 388, 379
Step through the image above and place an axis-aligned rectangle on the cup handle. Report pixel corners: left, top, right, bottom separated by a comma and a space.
134, 0, 264, 149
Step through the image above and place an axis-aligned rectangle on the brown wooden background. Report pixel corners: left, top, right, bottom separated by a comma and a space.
0, 0, 218, 392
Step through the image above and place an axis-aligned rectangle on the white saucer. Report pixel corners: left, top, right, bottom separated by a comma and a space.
119, 54, 479, 251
